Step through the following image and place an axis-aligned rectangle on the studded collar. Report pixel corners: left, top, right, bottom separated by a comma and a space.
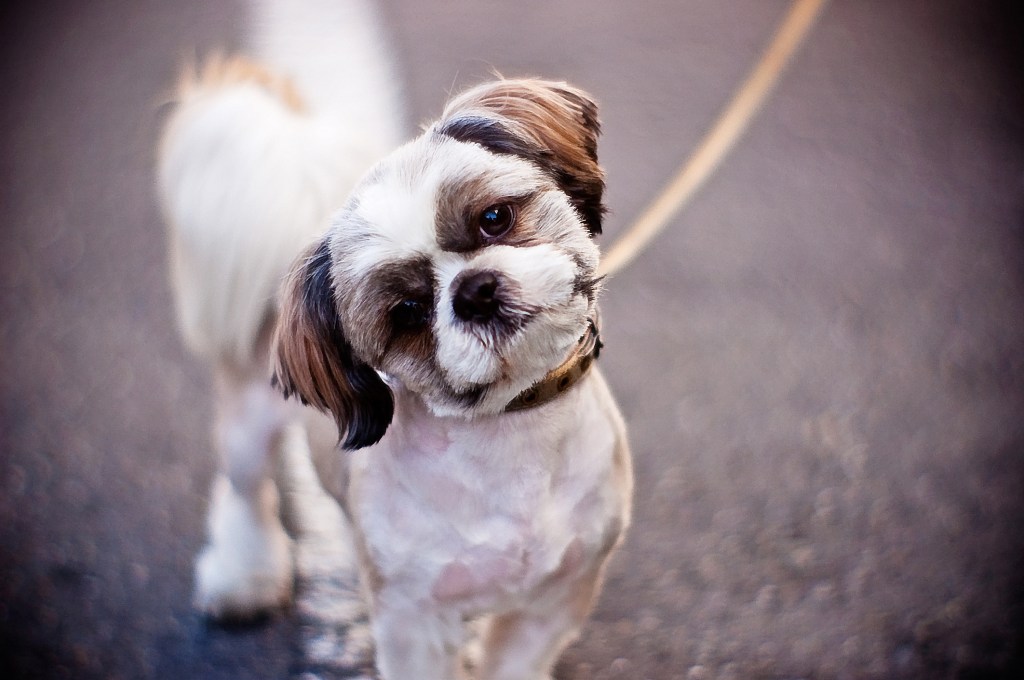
504, 316, 603, 412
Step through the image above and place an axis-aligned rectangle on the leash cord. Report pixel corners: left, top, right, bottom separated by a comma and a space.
598, 0, 831, 278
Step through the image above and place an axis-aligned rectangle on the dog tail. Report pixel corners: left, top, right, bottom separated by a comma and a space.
156, 0, 403, 367
248, 0, 403, 143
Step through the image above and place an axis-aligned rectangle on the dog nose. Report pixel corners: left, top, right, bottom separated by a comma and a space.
453, 271, 500, 322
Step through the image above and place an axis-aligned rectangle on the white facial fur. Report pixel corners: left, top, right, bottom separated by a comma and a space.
326, 134, 601, 417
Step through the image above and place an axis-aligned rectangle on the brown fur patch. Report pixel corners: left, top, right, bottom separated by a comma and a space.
347, 255, 436, 366
434, 174, 495, 252
271, 241, 393, 449
434, 175, 545, 253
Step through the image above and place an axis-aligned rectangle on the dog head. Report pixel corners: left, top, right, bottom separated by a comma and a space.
273, 79, 606, 449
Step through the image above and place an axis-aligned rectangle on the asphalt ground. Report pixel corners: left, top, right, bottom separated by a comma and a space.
2, 1, 1024, 679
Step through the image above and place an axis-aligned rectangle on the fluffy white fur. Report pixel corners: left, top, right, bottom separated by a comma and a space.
159, 0, 402, 365
157, 0, 401, 618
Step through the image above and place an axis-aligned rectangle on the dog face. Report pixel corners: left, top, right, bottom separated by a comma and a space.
273, 79, 606, 449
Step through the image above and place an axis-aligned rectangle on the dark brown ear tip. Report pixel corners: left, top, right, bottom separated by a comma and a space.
340, 403, 394, 450
338, 365, 395, 450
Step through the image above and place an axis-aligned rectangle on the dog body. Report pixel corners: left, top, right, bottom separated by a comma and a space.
158, 3, 631, 677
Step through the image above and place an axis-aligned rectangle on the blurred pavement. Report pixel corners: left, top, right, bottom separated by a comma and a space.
2, 1, 1023, 678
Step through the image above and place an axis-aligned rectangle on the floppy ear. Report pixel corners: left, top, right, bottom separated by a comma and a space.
436, 78, 606, 235
271, 239, 393, 449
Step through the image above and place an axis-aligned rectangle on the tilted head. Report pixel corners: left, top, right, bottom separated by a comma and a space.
273, 79, 606, 449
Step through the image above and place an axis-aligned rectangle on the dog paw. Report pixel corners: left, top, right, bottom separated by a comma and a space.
193, 476, 294, 620
193, 531, 293, 620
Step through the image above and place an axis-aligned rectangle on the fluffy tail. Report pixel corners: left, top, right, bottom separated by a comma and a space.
157, 0, 402, 367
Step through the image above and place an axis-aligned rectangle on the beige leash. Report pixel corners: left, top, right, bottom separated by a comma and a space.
598, 0, 831, 278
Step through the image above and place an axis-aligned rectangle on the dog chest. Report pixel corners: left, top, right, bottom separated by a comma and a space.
350, 394, 624, 611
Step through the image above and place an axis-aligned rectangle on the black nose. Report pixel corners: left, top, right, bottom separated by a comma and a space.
453, 271, 500, 322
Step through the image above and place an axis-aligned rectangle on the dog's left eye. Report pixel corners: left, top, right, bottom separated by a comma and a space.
391, 300, 429, 330
478, 203, 516, 239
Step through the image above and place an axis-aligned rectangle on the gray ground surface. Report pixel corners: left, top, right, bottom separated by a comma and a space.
2, 1, 1023, 679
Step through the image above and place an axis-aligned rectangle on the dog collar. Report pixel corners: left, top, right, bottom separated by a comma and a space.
504, 316, 603, 412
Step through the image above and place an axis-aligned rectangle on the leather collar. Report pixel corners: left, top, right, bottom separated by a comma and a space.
504, 316, 603, 412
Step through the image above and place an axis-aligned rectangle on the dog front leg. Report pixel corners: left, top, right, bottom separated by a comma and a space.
193, 368, 294, 619
477, 566, 606, 680
371, 600, 467, 680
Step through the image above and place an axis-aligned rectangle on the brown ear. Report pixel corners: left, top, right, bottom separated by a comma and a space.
436, 78, 606, 235
271, 239, 393, 449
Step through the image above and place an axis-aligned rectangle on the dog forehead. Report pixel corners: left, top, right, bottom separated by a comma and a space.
341, 136, 544, 260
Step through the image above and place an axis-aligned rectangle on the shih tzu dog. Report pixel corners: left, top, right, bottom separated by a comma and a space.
273, 79, 633, 678
157, 4, 631, 678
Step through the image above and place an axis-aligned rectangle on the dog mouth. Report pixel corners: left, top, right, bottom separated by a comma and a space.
427, 263, 597, 412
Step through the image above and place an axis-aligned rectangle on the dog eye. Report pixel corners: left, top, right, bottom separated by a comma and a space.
478, 203, 516, 239
390, 299, 429, 330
